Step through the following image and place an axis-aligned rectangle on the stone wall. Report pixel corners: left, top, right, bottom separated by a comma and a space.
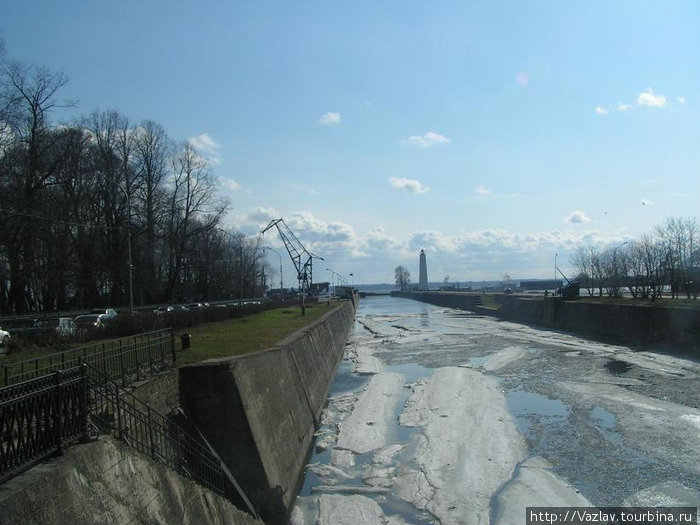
178, 298, 357, 524
394, 291, 700, 345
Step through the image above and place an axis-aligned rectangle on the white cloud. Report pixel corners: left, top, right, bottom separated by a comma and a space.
475, 185, 491, 195
516, 72, 529, 86
617, 103, 632, 112
218, 177, 242, 192
565, 210, 591, 224
188, 133, 222, 165
404, 131, 451, 148
245, 207, 278, 229
230, 206, 637, 282
641, 199, 654, 206
388, 177, 429, 194
595, 106, 609, 115
637, 89, 667, 108
677, 96, 686, 104
318, 112, 342, 126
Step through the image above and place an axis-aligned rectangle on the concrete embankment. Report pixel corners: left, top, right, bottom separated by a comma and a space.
393, 291, 700, 345
179, 298, 358, 523
0, 438, 262, 525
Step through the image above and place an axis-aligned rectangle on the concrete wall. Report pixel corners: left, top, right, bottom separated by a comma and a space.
394, 291, 700, 345
130, 369, 180, 415
0, 438, 262, 525
178, 298, 357, 524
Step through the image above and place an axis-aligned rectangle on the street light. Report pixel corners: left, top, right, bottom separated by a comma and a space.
554, 253, 558, 296
326, 268, 335, 295
264, 246, 284, 293
116, 184, 134, 314
613, 241, 629, 296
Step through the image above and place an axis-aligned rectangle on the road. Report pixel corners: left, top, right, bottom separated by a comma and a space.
291, 296, 700, 525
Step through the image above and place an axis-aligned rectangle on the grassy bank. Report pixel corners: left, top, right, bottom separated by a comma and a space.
573, 296, 700, 309
177, 301, 338, 365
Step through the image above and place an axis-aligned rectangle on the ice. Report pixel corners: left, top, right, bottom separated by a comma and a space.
623, 481, 700, 507
483, 345, 528, 371
493, 457, 591, 525
398, 366, 525, 525
336, 372, 405, 454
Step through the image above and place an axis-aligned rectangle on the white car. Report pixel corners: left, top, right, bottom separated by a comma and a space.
0, 327, 10, 346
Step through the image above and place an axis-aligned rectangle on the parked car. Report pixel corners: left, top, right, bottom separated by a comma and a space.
0, 327, 10, 346
91, 308, 118, 319
33, 317, 77, 337
74, 314, 103, 329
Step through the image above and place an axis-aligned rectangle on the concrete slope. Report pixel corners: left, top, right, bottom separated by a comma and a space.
0, 438, 261, 525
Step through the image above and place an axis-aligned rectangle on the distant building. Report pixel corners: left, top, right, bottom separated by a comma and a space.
419, 249, 428, 290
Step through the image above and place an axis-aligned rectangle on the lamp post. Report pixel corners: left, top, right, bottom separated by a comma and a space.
554, 253, 558, 296
326, 268, 335, 296
117, 184, 134, 313
264, 246, 283, 293
613, 241, 629, 296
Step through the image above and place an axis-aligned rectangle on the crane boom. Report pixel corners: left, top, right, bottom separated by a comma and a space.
261, 218, 323, 313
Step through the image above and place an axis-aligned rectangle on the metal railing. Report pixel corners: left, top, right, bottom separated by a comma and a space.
86, 364, 227, 497
0, 332, 257, 518
0, 367, 88, 482
2, 329, 175, 387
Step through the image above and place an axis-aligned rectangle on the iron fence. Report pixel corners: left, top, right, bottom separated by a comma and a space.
0, 367, 88, 482
2, 329, 175, 387
86, 364, 226, 496
0, 331, 257, 517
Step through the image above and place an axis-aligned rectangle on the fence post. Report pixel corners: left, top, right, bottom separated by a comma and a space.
148, 405, 156, 459
119, 339, 126, 387
114, 384, 123, 440
170, 329, 176, 364
148, 336, 154, 376
80, 362, 90, 443
54, 370, 64, 455
3, 365, 7, 387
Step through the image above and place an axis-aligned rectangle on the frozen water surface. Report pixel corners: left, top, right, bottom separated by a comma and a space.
293, 296, 700, 524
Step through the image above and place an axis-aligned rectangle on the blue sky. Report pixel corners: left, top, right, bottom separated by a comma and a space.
4, 1, 699, 284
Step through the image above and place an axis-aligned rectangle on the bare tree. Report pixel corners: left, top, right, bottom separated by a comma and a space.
132, 119, 171, 303
164, 142, 228, 301
394, 265, 411, 291
656, 217, 698, 299
0, 61, 70, 312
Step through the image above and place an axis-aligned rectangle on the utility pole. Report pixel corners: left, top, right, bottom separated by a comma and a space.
264, 246, 284, 293
117, 184, 134, 313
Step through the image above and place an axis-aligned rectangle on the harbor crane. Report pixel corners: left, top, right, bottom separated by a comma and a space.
261, 218, 323, 315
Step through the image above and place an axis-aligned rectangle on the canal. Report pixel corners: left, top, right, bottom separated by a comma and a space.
291, 296, 700, 525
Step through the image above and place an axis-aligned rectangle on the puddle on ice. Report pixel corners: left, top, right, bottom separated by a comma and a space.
590, 406, 623, 444
332, 359, 372, 396
507, 389, 569, 417
506, 389, 570, 434
591, 406, 616, 429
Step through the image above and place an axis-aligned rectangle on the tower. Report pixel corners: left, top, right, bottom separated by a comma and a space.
419, 249, 428, 290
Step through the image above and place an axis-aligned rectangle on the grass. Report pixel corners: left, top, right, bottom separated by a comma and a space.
479, 294, 502, 309
574, 296, 700, 309
176, 301, 339, 365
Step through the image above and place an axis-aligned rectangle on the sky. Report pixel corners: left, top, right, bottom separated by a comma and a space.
3, 1, 699, 285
